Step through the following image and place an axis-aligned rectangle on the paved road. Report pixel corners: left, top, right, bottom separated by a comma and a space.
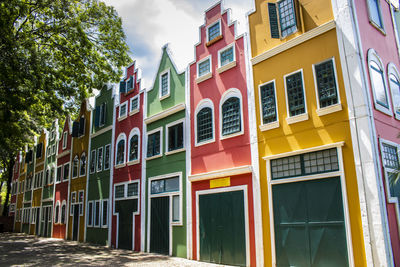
0, 232, 228, 267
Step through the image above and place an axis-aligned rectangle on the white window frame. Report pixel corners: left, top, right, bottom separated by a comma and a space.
114, 180, 140, 201
127, 128, 141, 165
104, 144, 111, 170
165, 118, 185, 155
159, 68, 171, 100
101, 199, 108, 228
146, 127, 163, 160
219, 88, 244, 140
61, 200, 66, 224
217, 42, 236, 73
366, 0, 386, 33
206, 19, 221, 43
52, 144, 56, 155
263, 142, 354, 267
87, 200, 93, 227
312, 57, 343, 116
196, 55, 212, 83
62, 132, 67, 149
368, 49, 392, 115
129, 95, 140, 116
72, 156, 79, 179
118, 101, 128, 121
194, 98, 215, 147
115, 133, 127, 168
79, 152, 86, 177
90, 149, 96, 174
63, 162, 70, 181
388, 62, 400, 120
283, 69, 309, 124
54, 201, 60, 224
97, 147, 103, 172
258, 79, 280, 131
70, 191, 76, 215
78, 190, 84, 216
94, 200, 101, 227
56, 165, 62, 183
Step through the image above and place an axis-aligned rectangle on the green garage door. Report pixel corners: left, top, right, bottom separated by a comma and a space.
272, 177, 348, 267
150, 196, 169, 255
199, 190, 246, 266
115, 199, 138, 250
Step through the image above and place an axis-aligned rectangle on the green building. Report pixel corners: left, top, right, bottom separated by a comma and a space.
144, 44, 188, 257
85, 84, 115, 245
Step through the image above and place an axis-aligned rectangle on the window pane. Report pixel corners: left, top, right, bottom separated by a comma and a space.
88, 202, 93, 226
198, 59, 210, 77
95, 201, 100, 226
61, 205, 65, 224
368, 0, 383, 28
208, 21, 220, 41
63, 164, 70, 180
104, 145, 110, 170
315, 60, 339, 108
116, 140, 125, 164
80, 155, 86, 176
222, 97, 241, 135
115, 185, 125, 199
172, 195, 180, 222
260, 82, 277, 124
286, 72, 305, 116
278, 0, 297, 37
57, 166, 62, 182
90, 150, 96, 173
129, 135, 139, 161
131, 98, 138, 111
102, 201, 108, 226
382, 143, 399, 169
168, 123, 184, 151
165, 177, 179, 192
120, 104, 127, 117
73, 157, 78, 177
97, 148, 103, 171
161, 73, 169, 96
220, 47, 234, 66
197, 107, 213, 143
127, 182, 138, 197
390, 75, 400, 114
370, 61, 388, 107
147, 131, 160, 157
151, 180, 165, 194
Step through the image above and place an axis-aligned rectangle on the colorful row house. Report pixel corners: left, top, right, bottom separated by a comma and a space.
144, 44, 188, 257
111, 62, 144, 250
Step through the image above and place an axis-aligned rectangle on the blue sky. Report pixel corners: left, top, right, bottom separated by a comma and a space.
103, 0, 253, 89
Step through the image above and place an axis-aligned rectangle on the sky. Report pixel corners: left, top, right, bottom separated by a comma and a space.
103, 0, 253, 89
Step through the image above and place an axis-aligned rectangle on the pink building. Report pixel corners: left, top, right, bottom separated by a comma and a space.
52, 116, 72, 239
188, 2, 261, 266
111, 62, 144, 251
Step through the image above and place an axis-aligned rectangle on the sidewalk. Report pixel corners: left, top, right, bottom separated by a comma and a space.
0, 232, 228, 267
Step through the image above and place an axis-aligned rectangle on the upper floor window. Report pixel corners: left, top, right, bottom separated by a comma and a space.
196, 106, 214, 144
63, 163, 70, 181
388, 63, 400, 119
167, 120, 184, 153
115, 134, 126, 166
207, 20, 221, 42
56, 166, 62, 182
119, 101, 128, 119
104, 144, 111, 170
61, 202, 66, 224
90, 150, 96, 174
80, 153, 86, 177
368, 49, 390, 114
36, 143, 43, 159
130, 96, 139, 114
72, 156, 79, 178
72, 116, 85, 138
94, 102, 106, 128
197, 56, 211, 78
159, 69, 170, 99
62, 131, 67, 149
218, 43, 236, 73
285, 70, 306, 117
126, 75, 135, 92
128, 129, 140, 162
367, 0, 384, 31
147, 128, 162, 158
313, 58, 340, 110
97, 147, 103, 172
221, 97, 241, 136
268, 0, 297, 39
260, 81, 278, 125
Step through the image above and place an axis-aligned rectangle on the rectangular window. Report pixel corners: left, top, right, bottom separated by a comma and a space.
87, 201, 93, 226
160, 70, 170, 98
78, 191, 84, 216
268, 0, 298, 39
314, 59, 339, 108
56, 166, 62, 182
271, 148, 339, 180
370, 61, 389, 108
94, 200, 100, 227
115, 184, 125, 199
367, 0, 384, 30
147, 130, 161, 158
62, 132, 67, 149
285, 71, 306, 117
219, 45, 234, 67
90, 150, 96, 174
102, 199, 108, 227
172, 195, 180, 222
382, 143, 399, 169
130, 96, 139, 113
168, 122, 184, 152
71, 192, 76, 214
207, 20, 221, 42
52, 144, 56, 155
97, 147, 103, 172
198, 57, 211, 77
119, 102, 127, 118
260, 82, 277, 124
99, 103, 106, 126
63, 163, 70, 181
151, 176, 179, 194
104, 144, 111, 170
127, 182, 139, 197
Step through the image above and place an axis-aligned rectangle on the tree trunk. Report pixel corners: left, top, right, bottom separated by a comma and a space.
2, 156, 15, 216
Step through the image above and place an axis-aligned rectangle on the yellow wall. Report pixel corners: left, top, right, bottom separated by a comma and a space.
68, 100, 91, 242
249, 2, 367, 265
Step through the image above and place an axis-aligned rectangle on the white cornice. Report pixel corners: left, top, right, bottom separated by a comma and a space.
91, 125, 112, 138
188, 165, 253, 182
251, 20, 336, 65
57, 150, 70, 159
144, 103, 186, 124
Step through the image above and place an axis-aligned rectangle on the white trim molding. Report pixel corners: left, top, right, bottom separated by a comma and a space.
144, 103, 185, 124
188, 165, 253, 182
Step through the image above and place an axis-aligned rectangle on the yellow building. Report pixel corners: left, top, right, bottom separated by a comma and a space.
67, 100, 91, 242
248, 0, 366, 266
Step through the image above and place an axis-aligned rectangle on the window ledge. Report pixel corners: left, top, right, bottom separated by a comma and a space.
114, 163, 126, 169
159, 94, 170, 101
127, 159, 140, 166
316, 103, 342, 116
369, 20, 386, 35
206, 35, 223, 46
129, 109, 139, 116
220, 130, 244, 140
286, 113, 309, 124
395, 113, 400, 120
72, 176, 78, 179
117, 115, 127, 122
146, 154, 162, 161
195, 138, 215, 147
375, 102, 392, 116
196, 72, 212, 84
165, 148, 185, 156
259, 121, 280, 131
217, 61, 236, 74
124, 88, 135, 96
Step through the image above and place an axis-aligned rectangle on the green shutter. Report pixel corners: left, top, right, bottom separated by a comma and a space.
268, 3, 279, 39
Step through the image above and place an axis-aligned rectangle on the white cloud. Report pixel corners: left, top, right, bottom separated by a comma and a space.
104, 0, 252, 89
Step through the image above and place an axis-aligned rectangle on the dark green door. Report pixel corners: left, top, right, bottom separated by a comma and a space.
150, 196, 169, 255
199, 190, 246, 266
115, 199, 138, 250
72, 204, 79, 241
35, 209, 40, 235
272, 177, 348, 267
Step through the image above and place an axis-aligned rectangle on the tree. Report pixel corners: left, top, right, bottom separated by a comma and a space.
0, 0, 131, 215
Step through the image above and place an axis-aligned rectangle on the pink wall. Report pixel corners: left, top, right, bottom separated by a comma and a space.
189, 3, 251, 175
354, 0, 400, 264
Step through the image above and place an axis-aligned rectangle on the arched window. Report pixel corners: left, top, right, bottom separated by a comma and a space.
388, 63, 400, 118
115, 134, 126, 165
72, 156, 79, 178
61, 201, 66, 224
128, 128, 140, 162
80, 153, 86, 176
54, 202, 60, 224
221, 97, 241, 136
195, 99, 214, 145
368, 49, 390, 114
